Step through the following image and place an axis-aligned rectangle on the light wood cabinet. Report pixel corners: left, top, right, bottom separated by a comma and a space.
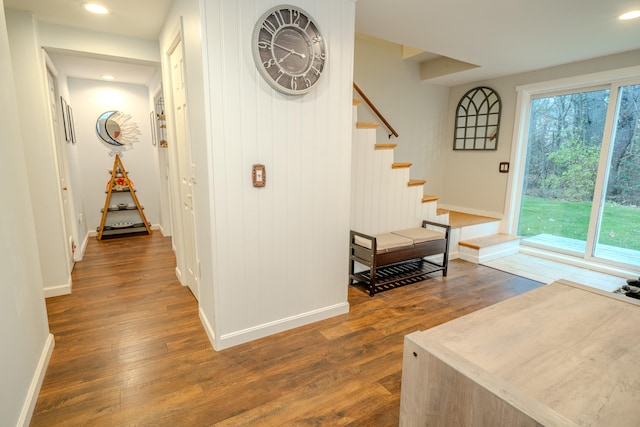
400, 279, 640, 426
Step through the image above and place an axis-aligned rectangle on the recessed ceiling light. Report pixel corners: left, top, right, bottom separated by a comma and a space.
101, 75, 115, 80
619, 10, 640, 20
83, 3, 109, 15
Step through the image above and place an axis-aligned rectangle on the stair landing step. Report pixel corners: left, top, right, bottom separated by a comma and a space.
353, 99, 362, 105
407, 179, 426, 187
392, 162, 412, 169
356, 121, 380, 129
447, 211, 500, 228
375, 143, 397, 150
459, 234, 520, 250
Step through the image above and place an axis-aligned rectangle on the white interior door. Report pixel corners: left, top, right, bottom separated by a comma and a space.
46, 66, 75, 271
169, 38, 199, 299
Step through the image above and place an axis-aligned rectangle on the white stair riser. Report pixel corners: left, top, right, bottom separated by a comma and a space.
459, 221, 500, 240
459, 240, 520, 264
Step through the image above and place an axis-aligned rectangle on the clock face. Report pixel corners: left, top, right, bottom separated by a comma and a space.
252, 6, 327, 95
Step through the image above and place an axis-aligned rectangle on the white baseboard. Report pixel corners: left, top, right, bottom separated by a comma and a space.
44, 272, 72, 298
175, 266, 186, 286
215, 302, 350, 350
152, 224, 168, 236
74, 231, 91, 262
44, 283, 72, 298
18, 333, 54, 427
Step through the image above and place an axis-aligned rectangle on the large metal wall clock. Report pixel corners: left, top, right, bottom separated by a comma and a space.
252, 5, 327, 95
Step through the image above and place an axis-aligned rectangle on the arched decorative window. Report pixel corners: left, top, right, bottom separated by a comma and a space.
453, 86, 501, 150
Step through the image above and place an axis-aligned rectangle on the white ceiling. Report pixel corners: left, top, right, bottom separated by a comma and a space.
45, 49, 160, 86
4, 0, 172, 40
356, 0, 640, 85
4, 0, 640, 86
3, 0, 171, 86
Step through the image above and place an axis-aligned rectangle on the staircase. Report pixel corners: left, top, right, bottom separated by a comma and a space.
350, 96, 519, 263
350, 100, 446, 237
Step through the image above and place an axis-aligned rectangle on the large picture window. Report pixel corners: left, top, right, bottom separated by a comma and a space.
512, 75, 640, 271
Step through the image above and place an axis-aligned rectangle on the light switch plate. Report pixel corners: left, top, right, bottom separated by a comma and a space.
252, 164, 266, 187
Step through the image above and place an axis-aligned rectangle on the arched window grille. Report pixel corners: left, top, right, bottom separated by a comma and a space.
453, 86, 501, 150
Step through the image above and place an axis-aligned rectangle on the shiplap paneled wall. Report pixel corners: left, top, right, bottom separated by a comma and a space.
201, 0, 355, 349
350, 104, 443, 236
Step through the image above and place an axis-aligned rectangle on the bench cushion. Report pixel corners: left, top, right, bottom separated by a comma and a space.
392, 227, 445, 244
354, 232, 414, 252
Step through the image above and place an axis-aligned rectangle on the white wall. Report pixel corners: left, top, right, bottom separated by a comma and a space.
5, 9, 72, 293
442, 49, 640, 218
353, 34, 450, 196
68, 78, 161, 232
197, 0, 355, 349
0, 3, 54, 425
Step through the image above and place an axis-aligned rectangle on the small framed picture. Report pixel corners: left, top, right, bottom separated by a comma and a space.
150, 111, 157, 146
60, 96, 71, 142
67, 105, 76, 145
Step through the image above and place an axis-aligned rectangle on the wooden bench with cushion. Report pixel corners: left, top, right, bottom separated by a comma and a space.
349, 220, 451, 296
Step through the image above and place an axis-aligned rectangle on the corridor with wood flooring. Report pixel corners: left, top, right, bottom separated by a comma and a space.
31, 233, 542, 426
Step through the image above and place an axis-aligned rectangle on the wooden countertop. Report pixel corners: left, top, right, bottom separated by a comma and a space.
407, 280, 640, 426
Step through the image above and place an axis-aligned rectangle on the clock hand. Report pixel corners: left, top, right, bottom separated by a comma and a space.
273, 42, 306, 58
278, 51, 293, 63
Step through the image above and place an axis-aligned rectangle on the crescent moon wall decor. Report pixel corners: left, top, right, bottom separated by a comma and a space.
96, 110, 141, 155
96, 111, 123, 146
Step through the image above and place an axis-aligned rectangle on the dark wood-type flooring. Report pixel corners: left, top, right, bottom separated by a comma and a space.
31, 233, 542, 426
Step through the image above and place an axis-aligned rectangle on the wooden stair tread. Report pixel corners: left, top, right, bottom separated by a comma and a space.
459, 234, 520, 250
392, 162, 412, 169
407, 179, 426, 187
356, 122, 380, 129
353, 99, 362, 105
437, 208, 450, 215
375, 143, 397, 150
421, 195, 439, 203
447, 211, 500, 228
